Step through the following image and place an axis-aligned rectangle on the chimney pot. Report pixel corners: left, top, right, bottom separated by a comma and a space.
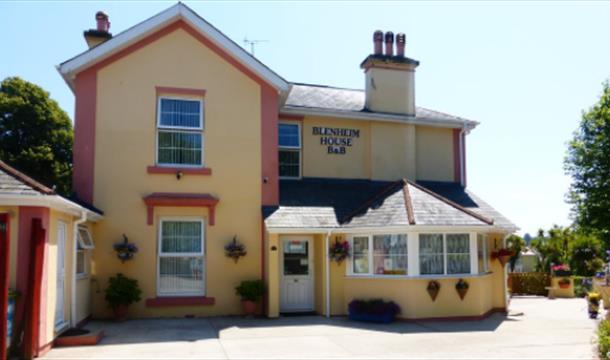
95, 11, 110, 33
396, 33, 406, 57
373, 30, 383, 55
384, 31, 394, 56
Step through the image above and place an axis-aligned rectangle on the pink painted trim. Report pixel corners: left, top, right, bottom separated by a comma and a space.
261, 83, 279, 206
16, 207, 49, 357
147, 166, 212, 175
279, 114, 304, 121
452, 129, 461, 183
155, 86, 206, 97
145, 296, 215, 307
0, 213, 9, 360
142, 192, 219, 226
73, 69, 97, 204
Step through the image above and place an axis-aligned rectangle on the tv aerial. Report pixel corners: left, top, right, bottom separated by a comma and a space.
243, 37, 268, 56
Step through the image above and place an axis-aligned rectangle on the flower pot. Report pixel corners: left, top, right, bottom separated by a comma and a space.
241, 300, 258, 316
497, 255, 511, 267
427, 281, 440, 301
113, 304, 129, 322
558, 282, 570, 289
457, 287, 468, 300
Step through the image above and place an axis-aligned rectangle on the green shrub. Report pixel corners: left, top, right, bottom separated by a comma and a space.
235, 280, 265, 302
104, 273, 142, 309
573, 276, 593, 298
598, 320, 610, 358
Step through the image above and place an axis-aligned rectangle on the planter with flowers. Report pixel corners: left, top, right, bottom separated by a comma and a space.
491, 248, 515, 267
348, 299, 401, 323
551, 264, 572, 277
455, 279, 470, 300
225, 236, 247, 263
329, 240, 350, 264
113, 234, 138, 263
427, 280, 441, 301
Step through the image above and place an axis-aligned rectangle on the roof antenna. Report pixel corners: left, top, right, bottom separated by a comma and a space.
243, 37, 268, 56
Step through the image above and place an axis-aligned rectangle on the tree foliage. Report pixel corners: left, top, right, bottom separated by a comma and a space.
565, 82, 610, 246
506, 234, 525, 272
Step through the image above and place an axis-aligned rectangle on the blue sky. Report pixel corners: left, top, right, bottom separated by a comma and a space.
1, 1, 609, 236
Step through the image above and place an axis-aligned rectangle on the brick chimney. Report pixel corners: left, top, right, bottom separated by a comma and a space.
83, 11, 112, 49
360, 31, 419, 116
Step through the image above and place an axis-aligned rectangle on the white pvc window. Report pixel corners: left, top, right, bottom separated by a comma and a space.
158, 219, 205, 296
77, 226, 94, 249
76, 247, 87, 277
419, 233, 471, 275
477, 234, 489, 274
157, 98, 204, 167
350, 235, 408, 276
278, 123, 301, 178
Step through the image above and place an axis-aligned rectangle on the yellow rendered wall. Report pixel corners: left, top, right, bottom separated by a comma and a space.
0, 207, 19, 289
415, 126, 455, 182
370, 122, 416, 181
266, 233, 280, 317
92, 27, 262, 318
365, 67, 416, 115
301, 117, 370, 179
313, 234, 325, 315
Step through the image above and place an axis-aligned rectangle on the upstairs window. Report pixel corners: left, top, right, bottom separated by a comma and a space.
157, 98, 204, 167
278, 123, 301, 178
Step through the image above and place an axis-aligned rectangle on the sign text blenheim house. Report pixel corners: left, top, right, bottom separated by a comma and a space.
55, 3, 517, 323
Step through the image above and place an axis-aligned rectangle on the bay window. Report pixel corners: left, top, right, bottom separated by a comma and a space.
278, 123, 301, 178
350, 234, 408, 276
419, 233, 471, 275
477, 234, 489, 273
158, 219, 205, 296
157, 98, 204, 167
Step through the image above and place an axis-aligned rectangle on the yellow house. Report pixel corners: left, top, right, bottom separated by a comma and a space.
0, 160, 102, 357
55, 3, 517, 322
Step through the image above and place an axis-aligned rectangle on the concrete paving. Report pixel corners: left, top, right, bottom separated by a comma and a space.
43, 297, 598, 359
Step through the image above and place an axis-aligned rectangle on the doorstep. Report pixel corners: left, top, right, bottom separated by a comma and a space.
55, 328, 104, 347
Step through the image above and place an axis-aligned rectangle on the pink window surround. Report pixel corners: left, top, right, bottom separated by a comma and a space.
142, 192, 219, 226
146, 166, 212, 175
155, 86, 206, 97
145, 296, 215, 307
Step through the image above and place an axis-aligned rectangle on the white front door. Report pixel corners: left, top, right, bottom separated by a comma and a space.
55, 221, 67, 329
280, 236, 314, 312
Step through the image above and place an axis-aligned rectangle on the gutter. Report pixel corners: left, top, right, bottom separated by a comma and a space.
71, 211, 87, 327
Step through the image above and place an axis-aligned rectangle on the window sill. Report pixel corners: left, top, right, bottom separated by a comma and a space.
145, 296, 215, 307
147, 166, 212, 175
345, 273, 493, 280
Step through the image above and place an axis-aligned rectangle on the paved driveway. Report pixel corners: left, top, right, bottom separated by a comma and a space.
44, 297, 598, 359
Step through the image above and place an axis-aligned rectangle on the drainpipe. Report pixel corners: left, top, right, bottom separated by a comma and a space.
324, 231, 332, 318
502, 234, 510, 313
71, 211, 87, 327
459, 127, 466, 187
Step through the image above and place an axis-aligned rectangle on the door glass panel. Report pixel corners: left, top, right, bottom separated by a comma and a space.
284, 240, 309, 275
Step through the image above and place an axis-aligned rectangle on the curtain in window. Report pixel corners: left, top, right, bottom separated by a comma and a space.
419, 234, 444, 275
352, 236, 369, 274
447, 234, 470, 274
477, 234, 488, 274
373, 235, 407, 275
159, 99, 202, 128
158, 131, 202, 166
159, 221, 204, 295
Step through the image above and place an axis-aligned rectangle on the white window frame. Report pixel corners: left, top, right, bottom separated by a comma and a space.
77, 226, 94, 249
76, 247, 88, 278
278, 121, 302, 179
156, 96, 205, 168
418, 233, 474, 276
157, 217, 206, 297
477, 233, 490, 274
347, 234, 409, 277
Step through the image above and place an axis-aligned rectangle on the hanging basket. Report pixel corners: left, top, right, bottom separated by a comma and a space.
491, 249, 514, 267
426, 280, 440, 301
225, 236, 247, 263
329, 240, 350, 264
455, 279, 469, 300
113, 234, 138, 263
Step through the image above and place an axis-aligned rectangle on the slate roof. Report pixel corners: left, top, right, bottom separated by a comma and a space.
264, 178, 517, 232
0, 160, 55, 195
283, 83, 476, 126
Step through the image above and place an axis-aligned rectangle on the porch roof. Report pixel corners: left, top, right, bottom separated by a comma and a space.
263, 178, 517, 232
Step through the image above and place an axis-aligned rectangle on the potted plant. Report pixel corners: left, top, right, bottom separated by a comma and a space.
329, 240, 350, 263
587, 292, 600, 319
113, 234, 138, 263
427, 280, 441, 301
348, 299, 401, 323
558, 277, 571, 289
225, 236, 247, 263
104, 273, 142, 321
491, 248, 514, 267
455, 279, 469, 300
552, 264, 572, 277
235, 280, 265, 316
